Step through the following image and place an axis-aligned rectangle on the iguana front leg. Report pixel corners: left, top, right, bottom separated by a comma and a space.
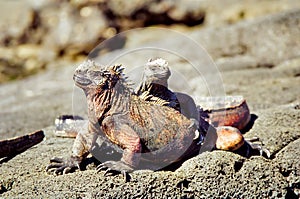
46, 122, 97, 174
97, 119, 141, 180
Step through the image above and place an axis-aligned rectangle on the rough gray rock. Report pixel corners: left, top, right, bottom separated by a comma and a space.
245, 106, 300, 155
275, 139, 300, 197
190, 9, 300, 66
0, 67, 74, 138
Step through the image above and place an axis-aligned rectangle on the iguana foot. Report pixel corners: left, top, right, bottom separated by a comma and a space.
244, 137, 271, 158
96, 161, 133, 182
46, 156, 81, 175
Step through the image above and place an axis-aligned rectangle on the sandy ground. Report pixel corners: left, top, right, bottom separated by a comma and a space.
0, 9, 299, 198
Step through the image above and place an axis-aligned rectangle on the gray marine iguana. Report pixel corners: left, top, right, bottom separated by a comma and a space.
47, 60, 202, 179
135, 58, 270, 156
135, 58, 209, 138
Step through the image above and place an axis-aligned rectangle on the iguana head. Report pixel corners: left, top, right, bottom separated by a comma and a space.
73, 60, 124, 93
144, 58, 170, 86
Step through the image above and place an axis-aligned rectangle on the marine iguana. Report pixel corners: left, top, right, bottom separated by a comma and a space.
135, 58, 270, 157
47, 59, 269, 179
47, 60, 202, 178
135, 58, 209, 135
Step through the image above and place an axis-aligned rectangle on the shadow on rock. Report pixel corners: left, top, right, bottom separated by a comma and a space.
241, 114, 258, 134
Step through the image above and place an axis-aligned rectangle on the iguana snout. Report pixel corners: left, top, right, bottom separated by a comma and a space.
73, 63, 105, 88
73, 60, 123, 91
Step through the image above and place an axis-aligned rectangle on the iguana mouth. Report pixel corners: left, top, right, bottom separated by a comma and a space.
73, 74, 92, 86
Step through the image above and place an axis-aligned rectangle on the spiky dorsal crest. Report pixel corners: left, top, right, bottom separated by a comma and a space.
110, 64, 124, 77
103, 64, 124, 84
102, 64, 133, 90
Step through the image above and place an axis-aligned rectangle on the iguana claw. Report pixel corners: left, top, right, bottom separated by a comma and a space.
46, 156, 81, 175
245, 137, 271, 158
96, 161, 133, 182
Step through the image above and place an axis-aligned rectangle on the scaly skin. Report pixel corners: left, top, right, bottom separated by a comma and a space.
135, 58, 202, 123
47, 60, 201, 178
0, 130, 44, 159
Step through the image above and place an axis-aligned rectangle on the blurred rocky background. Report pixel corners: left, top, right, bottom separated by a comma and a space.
0, 0, 299, 83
